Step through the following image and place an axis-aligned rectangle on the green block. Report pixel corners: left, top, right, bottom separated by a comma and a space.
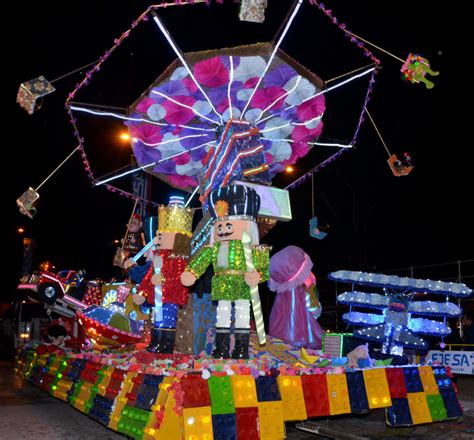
117, 405, 151, 440
208, 375, 235, 415
426, 394, 447, 421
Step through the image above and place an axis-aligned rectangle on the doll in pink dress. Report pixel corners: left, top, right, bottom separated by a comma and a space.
268, 245, 323, 349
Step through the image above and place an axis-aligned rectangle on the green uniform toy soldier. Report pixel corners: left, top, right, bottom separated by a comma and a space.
181, 184, 270, 359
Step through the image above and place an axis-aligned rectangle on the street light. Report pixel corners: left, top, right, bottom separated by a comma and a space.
17, 227, 25, 234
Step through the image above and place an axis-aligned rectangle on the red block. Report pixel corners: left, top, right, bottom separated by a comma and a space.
180, 375, 211, 408
80, 361, 102, 384
301, 374, 330, 417
39, 373, 55, 392
236, 407, 259, 440
385, 368, 407, 398
105, 369, 127, 399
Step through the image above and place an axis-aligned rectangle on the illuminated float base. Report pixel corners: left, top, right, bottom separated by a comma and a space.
15, 335, 463, 439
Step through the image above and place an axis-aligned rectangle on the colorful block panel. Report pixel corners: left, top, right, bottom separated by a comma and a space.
385, 368, 407, 398
363, 369, 392, 409
407, 392, 432, 425
182, 406, 214, 440
346, 371, 369, 413
301, 374, 330, 417
208, 375, 235, 415
403, 367, 424, 393
231, 375, 258, 408
212, 413, 236, 440
277, 375, 307, 421
258, 401, 285, 440
326, 374, 351, 415
235, 407, 259, 440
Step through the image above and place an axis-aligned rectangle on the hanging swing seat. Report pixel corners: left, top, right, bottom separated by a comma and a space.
387, 154, 413, 177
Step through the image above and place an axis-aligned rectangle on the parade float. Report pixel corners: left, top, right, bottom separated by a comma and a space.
15, 1, 471, 439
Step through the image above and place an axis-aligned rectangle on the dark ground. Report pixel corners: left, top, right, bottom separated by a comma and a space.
1, 362, 473, 439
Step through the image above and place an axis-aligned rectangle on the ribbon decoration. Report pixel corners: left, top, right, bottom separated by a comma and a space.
305, 283, 322, 321
153, 254, 163, 323
242, 231, 266, 345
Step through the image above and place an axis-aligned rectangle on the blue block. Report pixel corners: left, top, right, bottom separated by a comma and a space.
440, 390, 463, 418
387, 398, 413, 426
212, 413, 236, 440
403, 367, 423, 393
143, 374, 164, 387
135, 383, 161, 411
89, 395, 114, 425
433, 367, 453, 393
346, 371, 369, 413
256, 376, 281, 402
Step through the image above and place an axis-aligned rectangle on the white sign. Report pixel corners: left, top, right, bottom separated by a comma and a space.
426, 350, 474, 375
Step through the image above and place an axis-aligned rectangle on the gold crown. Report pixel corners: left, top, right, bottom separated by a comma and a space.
158, 203, 193, 237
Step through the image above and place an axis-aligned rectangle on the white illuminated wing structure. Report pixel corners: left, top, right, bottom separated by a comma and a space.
330, 271, 473, 356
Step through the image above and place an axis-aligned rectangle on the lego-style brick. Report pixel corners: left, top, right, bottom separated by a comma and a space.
440, 389, 463, 419
256, 376, 281, 402
134, 376, 163, 411
182, 406, 214, 440
277, 375, 307, 421
231, 375, 258, 408
403, 367, 424, 393
80, 361, 102, 384
89, 394, 115, 426
212, 413, 236, 440
326, 374, 351, 415
386, 398, 413, 426
258, 401, 285, 440
51, 378, 74, 402
346, 371, 369, 413
363, 369, 392, 409
208, 375, 235, 415
433, 367, 454, 394
235, 407, 259, 440
109, 372, 139, 431
385, 368, 407, 398
418, 366, 439, 395
407, 392, 432, 425
105, 368, 127, 400
181, 375, 212, 408
301, 374, 330, 417
143, 377, 181, 440
426, 394, 447, 421
117, 404, 152, 440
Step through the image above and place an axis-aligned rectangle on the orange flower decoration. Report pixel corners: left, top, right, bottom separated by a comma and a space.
214, 200, 229, 218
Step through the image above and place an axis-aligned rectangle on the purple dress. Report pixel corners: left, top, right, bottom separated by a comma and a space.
268, 246, 323, 349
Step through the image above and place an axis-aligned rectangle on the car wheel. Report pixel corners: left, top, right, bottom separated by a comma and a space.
38, 282, 61, 304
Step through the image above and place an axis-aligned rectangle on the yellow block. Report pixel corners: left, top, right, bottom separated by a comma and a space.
277, 376, 307, 421
326, 374, 351, 415
407, 392, 432, 424
363, 369, 392, 409
96, 366, 114, 395
231, 375, 258, 408
182, 406, 214, 440
418, 366, 439, 395
258, 401, 285, 440
144, 378, 182, 440
109, 372, 138, 431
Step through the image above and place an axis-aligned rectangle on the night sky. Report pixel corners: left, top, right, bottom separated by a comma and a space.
6, 1, 471, 305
